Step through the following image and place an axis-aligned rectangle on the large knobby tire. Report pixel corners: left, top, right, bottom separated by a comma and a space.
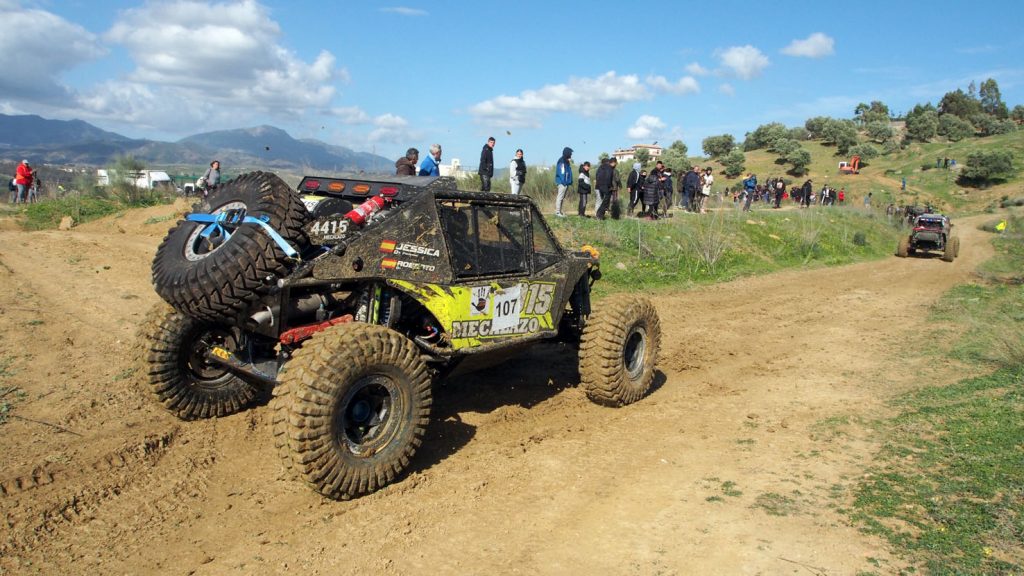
152, 171, 309, 324
282, 324, 432, 500
896, 236, 909, 257
942, 236, 957, 262
579, 295, 661, 406
145, 305, 261, 420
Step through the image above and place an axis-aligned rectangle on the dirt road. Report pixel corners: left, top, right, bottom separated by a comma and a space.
0, 205, 994, 575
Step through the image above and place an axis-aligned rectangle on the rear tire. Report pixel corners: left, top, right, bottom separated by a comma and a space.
145, 305, 260, 420
579, 295, 661, 406
152, 171, 309, 324
283, 324, 432, 500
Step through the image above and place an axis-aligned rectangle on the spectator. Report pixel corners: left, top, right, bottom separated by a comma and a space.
395, 148, 419, 176
742, 173, 757, 212
773, 177, 784, 209
509, 148, 526, 195
682, 165, 701, 212
699, 167, 714, 213
200, 160, 221, 195
641, 167, 664, 219
576, 161, 592, 216
595, 157, 617, 220
838, 187, 845, 204
553, 147, 573, 217
660, 168, 673, 216
418, 144, 442, 176
14, 160, 34, 204
8, 176, 16, 203
801, 178, 813, 208
626, 162, 643, 216
608, 158, 622, 219
864, 191, 873, 208
478, 136, 495, 191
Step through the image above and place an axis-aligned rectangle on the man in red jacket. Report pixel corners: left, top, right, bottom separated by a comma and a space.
14, 160, 34, 204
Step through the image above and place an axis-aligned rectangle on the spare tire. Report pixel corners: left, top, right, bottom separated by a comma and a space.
152, 171, 309, 323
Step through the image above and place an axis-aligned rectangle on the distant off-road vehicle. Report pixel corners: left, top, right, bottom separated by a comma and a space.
145, 172, 660, 500
896, 213, 959, 262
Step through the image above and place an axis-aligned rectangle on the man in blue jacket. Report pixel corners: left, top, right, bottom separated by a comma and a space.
553, 147, 573, 217
418, 143, 443, 176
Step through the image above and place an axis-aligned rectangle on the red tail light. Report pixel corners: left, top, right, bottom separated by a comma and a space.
380, 186, 398, 196
303, 180, 320, 190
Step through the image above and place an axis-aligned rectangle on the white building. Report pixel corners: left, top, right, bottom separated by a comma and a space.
612, 144, 663, 163
440, 158, 468, 178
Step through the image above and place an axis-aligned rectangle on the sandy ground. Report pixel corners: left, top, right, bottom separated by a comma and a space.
0, 204, 996, 575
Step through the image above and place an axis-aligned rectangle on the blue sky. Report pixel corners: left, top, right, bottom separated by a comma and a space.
2, 0, 1022, 168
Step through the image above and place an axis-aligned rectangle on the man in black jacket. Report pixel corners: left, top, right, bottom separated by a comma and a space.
681, 165, 701, 212
594, 157, 617, 220
478, 136, 495, 191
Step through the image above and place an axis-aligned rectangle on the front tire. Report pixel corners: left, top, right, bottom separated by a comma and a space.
896, 236, 909, 257
282, 324, 432, 500
579, 295, 661, 406
145, 305, 261, 420
942, 236, 957, 262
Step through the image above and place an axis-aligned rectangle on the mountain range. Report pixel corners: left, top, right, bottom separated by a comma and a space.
0, 114, 393, 173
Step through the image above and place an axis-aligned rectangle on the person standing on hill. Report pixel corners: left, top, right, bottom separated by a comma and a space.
576, 161, 592, 216
509, 148, 526, 195
699, 167, 714, 213
683, 165, 701, 212
626, 162, 643, 216
742, 173, 757, 212
14, 160, 35, 204
478, 136, 495, 191
200, 160, 221, 195
419, 144, 443, 176
553, 147, 573, 217
801, 178, 813, 208
395, 148, 419, 176
595, 157, 617, 220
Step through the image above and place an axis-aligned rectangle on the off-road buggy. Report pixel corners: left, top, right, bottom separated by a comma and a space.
145, 171, 661, 500
896, 212, 960, 262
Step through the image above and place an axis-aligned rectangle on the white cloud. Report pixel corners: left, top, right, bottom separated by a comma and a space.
0, 3, 106, 104
469, 71, 650, 127
646, 75, 700, 95
781, 33, 835, 58
329, 106, 371, 124
686, 62, 710, 76
719, 83, 735, 96
368, 113, 416, 144
717, 45, 770, 80
627, 115, 666, 140
380, 7, 428, 16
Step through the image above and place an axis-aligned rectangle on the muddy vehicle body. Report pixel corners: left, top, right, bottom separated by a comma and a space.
896, 213, 959, 261
146, 172, 661, 499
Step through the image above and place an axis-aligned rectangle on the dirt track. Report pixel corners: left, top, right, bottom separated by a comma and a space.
0, 205, 995, 575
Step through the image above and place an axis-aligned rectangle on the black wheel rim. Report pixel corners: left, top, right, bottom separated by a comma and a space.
335, 375, 401, 457
182, 327, 238, 389
183, 200, 247, 261
624, 325, 648, 380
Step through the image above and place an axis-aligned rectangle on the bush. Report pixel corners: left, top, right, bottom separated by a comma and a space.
722, 150, 746, 178
959, 150, 1015, 185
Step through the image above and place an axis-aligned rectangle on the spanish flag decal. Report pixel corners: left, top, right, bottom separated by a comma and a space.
380, 240, 397, 253
381, 258, 398, 269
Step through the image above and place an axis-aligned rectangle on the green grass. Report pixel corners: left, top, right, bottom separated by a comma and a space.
847, 215, 1024, 574
851, 368, 1024, 575
547, 205, 900, 296
20, 186, 175, 230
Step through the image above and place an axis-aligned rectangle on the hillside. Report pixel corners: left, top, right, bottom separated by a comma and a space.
0, 114, 392, 173
697, 130, 1023, 215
